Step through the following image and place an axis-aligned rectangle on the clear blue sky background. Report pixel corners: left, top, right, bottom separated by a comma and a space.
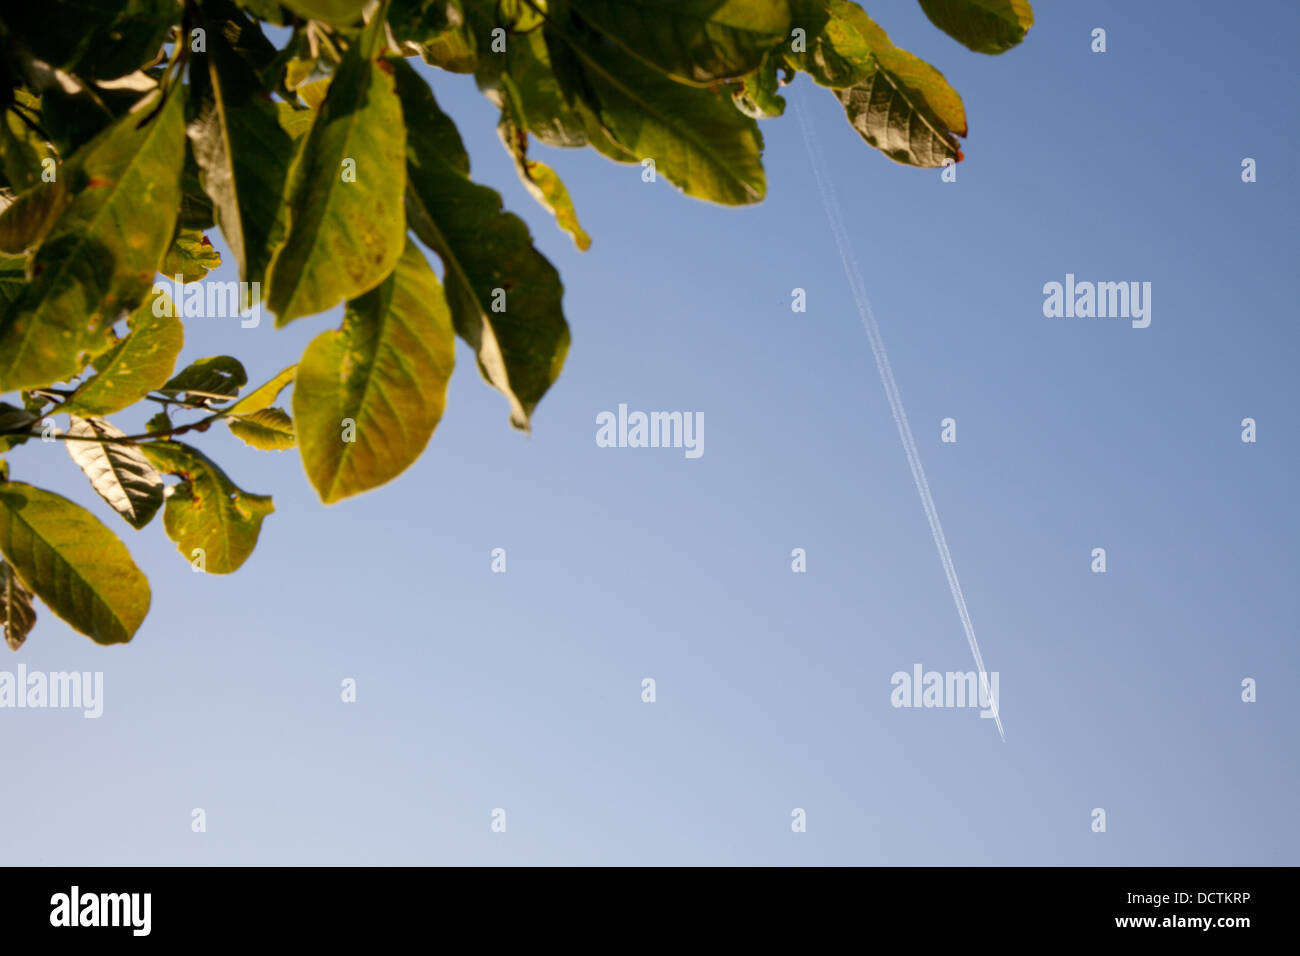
3, 0, 1297, 865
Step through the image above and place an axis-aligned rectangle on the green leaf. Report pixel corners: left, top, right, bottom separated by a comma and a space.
1, 559, 37, 651
63, 291, 184, 416
188, 2, 297, 287
0, 252, 27, 310
1, 91, 56, 190
293, 238, 454, 503
227, 406, 295, 450
389, 0, 463, 44
226, 364, 296, 415
160, 355, 248, 405
0, 398, 37, 453
917, 0, 1034, 55
180, 145, 217, 230
793, 1, 967, 167
145, 410, 172, 435
0, 87, 185, 392
496, 106, 591, 251
733, 54, 787, 119
0, 179, 72, 254
0, 481, 151, 645
480, 29, 588, 149
65, 416, 165, 530
235, 0, 289, 25
392, 0, 476, 72
141, 441, 274, 574
567, 0, 791, 84
279, 0, 368, 26
544, 17, 766, 205
394, 59, 569, 429
0, 401, 37, 434
160, 230, 222, 282
521, 158, 591, 252
266, 43, 406, 323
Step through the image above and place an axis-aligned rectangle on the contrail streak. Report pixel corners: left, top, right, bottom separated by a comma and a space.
793, 86, 1004, 740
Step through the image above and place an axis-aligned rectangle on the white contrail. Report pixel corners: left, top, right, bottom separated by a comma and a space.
793, 86, 1004, 740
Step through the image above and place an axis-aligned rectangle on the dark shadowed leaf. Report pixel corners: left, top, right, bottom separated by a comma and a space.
0, 179, 72, 254
161, 355, 248, 405
1, 90, 56, 191
1, 559, 37, 651
189, 0, 296, 286
395, 59, 569, 429
279, 0, 368, 26
4, 0, 175, 81
567, 0, 790, 84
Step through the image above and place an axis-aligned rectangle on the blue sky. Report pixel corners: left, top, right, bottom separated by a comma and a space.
3, 0, 1297, 865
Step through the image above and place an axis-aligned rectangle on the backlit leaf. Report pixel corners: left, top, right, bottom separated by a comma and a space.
226, 364, 296, 415
917, 0, 1034, 55
142, 441, 274, 574
0, 481, 151, 644
266, 40, 406, 323
65, 415, 165, 529
293, 239, 454, 502
160, 230, 222, 282
0, 87, 185, 391
227, 406, 295, 450
63, 292, 182, 415
544, 17, 766, 204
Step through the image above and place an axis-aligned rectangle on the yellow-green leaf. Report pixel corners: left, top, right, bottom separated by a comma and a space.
227, 406, 295, 450
568, 0, 791, 84
267, 43, 406, 323
0, 87, 185, 391
546, 18, 766, 205
226, 364, 295, 415
917, 0, 1034, 55
63, 290, 183, 416
293, 239, 454, 503
279, 0, 368, 27
0, 481, 151, 645
160, 230, 222, 282
142, 441, 274, 574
